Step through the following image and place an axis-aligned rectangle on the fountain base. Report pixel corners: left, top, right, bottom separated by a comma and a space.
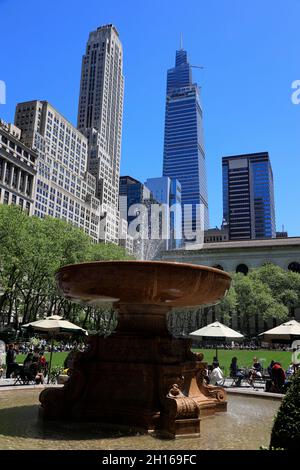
40, 333, 227, 438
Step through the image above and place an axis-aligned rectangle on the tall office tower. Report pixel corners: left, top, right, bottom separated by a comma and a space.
162, 47, 209, 242
119, 175, 155, 224
222, 152, 276, 240
145, 176, 182, 250
77, 24, 124, 244
15, 100, 101, 241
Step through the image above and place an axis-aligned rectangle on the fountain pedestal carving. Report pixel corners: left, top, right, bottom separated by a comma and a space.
40, 261, 230, 438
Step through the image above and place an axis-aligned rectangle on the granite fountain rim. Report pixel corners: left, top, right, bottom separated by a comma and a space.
56, 259, 232, 280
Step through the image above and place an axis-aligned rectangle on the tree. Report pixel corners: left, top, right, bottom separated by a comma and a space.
215, 286, 237, 324
0, 205, 133, 334
212, 268, 291, 336
234, 273, 288, 336
251, 263, 300, 312
168, 265, 293, 338
88, 241, 134, 261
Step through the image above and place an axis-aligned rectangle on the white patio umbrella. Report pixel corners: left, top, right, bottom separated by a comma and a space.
22, 315, 87, 383
259, 319, 300, 342
189, 321, 244, 359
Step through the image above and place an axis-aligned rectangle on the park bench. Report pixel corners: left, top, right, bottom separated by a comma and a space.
14, 365, 37, 385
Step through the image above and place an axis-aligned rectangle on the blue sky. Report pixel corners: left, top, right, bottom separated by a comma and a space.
0, 0, 299, 234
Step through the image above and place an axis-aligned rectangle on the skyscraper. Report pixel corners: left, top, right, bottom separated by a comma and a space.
77, 24, 124, 244
119, 175, 162, 259
145, 176, 182, 250
222, 152, 276, 240
15, 100, 101, 241
119, 175, 153, 226
162, 47, 209, 239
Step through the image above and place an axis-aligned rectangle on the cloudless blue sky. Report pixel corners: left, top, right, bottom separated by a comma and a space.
1, 0, 299, 234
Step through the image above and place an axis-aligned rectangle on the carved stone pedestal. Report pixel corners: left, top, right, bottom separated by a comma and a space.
40, 320, 227, 438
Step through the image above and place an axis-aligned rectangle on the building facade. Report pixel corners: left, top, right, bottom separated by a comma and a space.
223, 152, 276, 240
119, 176, 163, 258
118, 217, 134, 254
160, 237, 300, 275
162, 48, 209, 239
204, 225, 229, 243
14, 100, 101, 241
119, 175, 154, 225
0, 120, 37, 215
77, 24, 124, 244
145, 176, 182, 250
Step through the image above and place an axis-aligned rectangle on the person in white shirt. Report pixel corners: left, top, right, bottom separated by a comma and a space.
209, 364, 224, 386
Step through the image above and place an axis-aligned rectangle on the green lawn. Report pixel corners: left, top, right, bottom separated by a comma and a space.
16, 352, 69, 369
16, 349, 292, 376
193, 348, 292, 375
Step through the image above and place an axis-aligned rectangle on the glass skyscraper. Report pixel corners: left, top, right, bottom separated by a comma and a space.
162, 48, 209, 238
145, 176, 182, 250
222, 152, 276, 240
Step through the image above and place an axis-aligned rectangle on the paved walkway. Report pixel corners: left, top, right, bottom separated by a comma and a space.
0, 377, 63, 391
223, 378, 284, 399
226, 387, 283, 399
0, 377, 283, 399
223, 377, 265, 389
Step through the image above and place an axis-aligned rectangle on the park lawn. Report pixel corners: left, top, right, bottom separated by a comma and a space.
16, 349, 292, 376
193, 348, 292, 375
16, 352, 69, 369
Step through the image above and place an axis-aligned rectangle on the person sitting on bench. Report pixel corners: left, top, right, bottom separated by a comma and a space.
248, 357, 262, 386
209, 363, 224, 386
230, 357, 244, 387
21, 353, 44, 384
272, 362, 286, 393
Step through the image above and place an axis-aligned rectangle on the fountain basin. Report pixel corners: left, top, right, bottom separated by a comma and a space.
0, 389, 280, 450
56, 260, 231, 308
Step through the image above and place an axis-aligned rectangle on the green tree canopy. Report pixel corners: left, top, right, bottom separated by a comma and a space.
213, 264, 295, 336
0, 205, 133, 333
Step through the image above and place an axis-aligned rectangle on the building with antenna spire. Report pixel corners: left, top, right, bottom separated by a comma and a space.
162, 44, 209, 243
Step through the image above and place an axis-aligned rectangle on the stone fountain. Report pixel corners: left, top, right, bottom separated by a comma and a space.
40, 261, 231, 438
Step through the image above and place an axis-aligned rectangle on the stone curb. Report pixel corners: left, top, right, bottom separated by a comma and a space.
226, 388, 283, 400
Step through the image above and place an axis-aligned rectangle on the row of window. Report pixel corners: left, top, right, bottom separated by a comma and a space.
1, 134, 36, 164
0, 187, 31, 212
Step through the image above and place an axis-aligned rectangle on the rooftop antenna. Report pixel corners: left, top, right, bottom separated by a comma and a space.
180, 32, 183, 50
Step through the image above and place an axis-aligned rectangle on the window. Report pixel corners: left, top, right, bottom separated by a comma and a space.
4, 191, 9, 204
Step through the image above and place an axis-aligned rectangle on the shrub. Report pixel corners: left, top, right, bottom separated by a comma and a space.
270, 373, 300, 449
48, 366, 64, 384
